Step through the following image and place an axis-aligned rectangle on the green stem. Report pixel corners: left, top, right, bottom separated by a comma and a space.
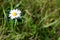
10, 19, 14, 32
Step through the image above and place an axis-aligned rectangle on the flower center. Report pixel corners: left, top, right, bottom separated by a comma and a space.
13, 12, 17, 16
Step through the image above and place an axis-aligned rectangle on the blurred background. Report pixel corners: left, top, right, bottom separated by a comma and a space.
0, 0, 60, 40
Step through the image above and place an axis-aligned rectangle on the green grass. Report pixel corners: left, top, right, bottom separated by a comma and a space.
0, 0, 60, 40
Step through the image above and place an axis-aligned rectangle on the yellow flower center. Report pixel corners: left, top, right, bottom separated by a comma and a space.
13, 12, 17, 16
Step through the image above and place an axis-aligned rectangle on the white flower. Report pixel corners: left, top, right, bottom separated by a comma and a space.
9, 9, 21, 19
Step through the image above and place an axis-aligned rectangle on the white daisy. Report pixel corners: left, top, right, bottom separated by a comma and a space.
9, 9, 21, 19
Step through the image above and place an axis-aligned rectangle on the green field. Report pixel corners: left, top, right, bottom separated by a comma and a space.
0, 0, 60, 40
